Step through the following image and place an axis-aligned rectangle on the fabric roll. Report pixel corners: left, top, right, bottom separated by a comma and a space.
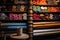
33, 13, 40, 20
48, 7, 58, 12
33, 0, 37, 4
33, 6, 37, 12
53, 14, 60, 20
36, 6, 41, 12
0, 13, 7, 20
37, 0, 47, 5
9, 14, 23, 20
7, 26, 27, 28
1, 23, 27, 26
12, 5, 17, 11
23, 13, 27, 20
47, 0, 57, 5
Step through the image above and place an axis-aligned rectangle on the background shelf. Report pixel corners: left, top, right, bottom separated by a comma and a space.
33, 12, 60, 14
0, 11, 27, 13
33, 20, 60, 22
33, 4, 60, 7
0, 20, 27, 23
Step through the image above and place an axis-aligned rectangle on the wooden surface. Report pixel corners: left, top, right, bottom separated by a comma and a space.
10, 33, 29, 39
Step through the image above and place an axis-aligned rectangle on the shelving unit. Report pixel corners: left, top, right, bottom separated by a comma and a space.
0, 0, 60, 40
32, 0, 60, 37
0, 0, 29, 40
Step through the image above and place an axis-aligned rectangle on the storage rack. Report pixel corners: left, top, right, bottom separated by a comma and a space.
0, 0, 60, 40
0, 0, 30, 40
32, 0, 60, 40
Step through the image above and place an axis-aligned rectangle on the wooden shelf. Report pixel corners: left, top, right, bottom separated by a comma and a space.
33, 4, 60, 7
0, 20, 27, 23
33, 27, 60, 30
0, 11, 27, 13
33, 12, 60, 14
33, 20, 60, 22
0, 3, 28, 5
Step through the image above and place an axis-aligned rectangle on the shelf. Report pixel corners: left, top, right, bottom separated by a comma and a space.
33, 11, 60, 13
33, 4, 60, 7
33, 20, 60, 22
0, 11, 27, 13
33, 27, 60, 30
0, 20, 27, 23
0, 4, 28, 5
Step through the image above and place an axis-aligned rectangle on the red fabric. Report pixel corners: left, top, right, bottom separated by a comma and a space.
9, 14, 22, 20
33, 13, 40, 20
57, 7, 60, 12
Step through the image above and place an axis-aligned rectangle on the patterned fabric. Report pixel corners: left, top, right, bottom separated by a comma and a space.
33, 0, 47, 5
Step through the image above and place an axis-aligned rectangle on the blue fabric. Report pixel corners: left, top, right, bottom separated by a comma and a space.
2, 23, 26, 26
2, 26, 27, 28
1, 23, 27, 28
7, 26, 27, 28
54, 14, 60, 20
